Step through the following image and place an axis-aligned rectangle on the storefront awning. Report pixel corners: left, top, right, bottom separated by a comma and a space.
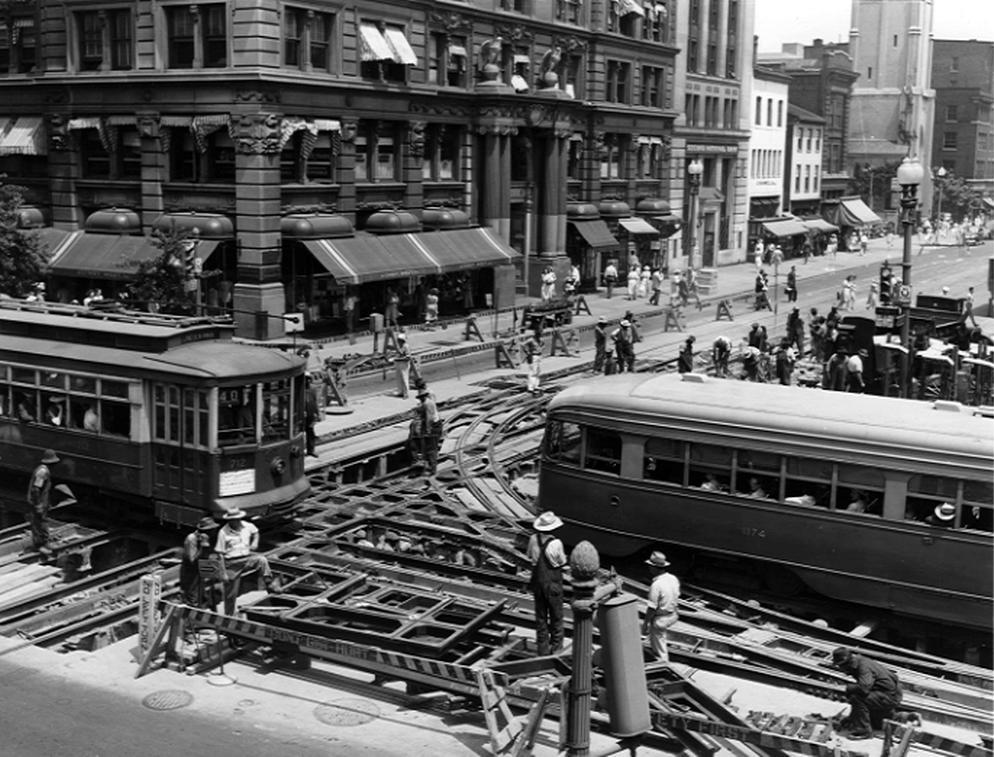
761, 218, 810, 237
801, 218, 839, 233
0, 116, 46, 156
982, 197, 994, 210
46, 233, 219, 280
359, 23, 394, 62
567, 219, 619, 249
617, 217, 659, 236
301, 234, 438, 285
416, 228, 520, 272
838, 198, 881, 226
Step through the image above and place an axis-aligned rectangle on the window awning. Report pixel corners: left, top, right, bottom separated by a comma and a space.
567, 219, 619, 249
0, 117, 12, 137
838, 198, 881, 226
448, 44, 467, 58
983, 197, 994, 210
46, 233, 219, 280
511, 74, 529, 92
301, 234, 438, 285
0, 116, 46, 156
617, 217, 659, 236
513, 54, 530, 66
801, 218, 839, 233
359, 23, 394, 62
416, 228, 520, 273
761, 218, 809, 237
383, 27, 418, 65
618, 0, 646, 16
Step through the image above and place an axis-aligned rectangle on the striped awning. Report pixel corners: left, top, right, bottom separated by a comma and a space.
618, 0, 646, 16
0, 116, 46, 156
313, 119, 340, 133
359, 23, 394, 62
383, 27, 418, 66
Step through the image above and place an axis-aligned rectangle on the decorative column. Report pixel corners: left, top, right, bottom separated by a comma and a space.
404, 120, 426, 211
565, 541, 599, 757
540, 132, 559, 255
230, 112, 285, 340
46, 114, 80, 229
478, 127, 503, 230
136, 112, 164, 230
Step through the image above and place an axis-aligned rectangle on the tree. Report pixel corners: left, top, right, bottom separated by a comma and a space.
934, 170, 983, 221
848, 161, 900, 214
0, 177, 49, 298
126, 226, 215, 315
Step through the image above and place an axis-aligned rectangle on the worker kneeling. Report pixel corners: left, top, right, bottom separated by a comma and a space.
215, 508, 280, 614
831, 647, 902, 739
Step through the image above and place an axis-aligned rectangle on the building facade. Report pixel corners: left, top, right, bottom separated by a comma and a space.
930, 39, 994, 197
847, 0, 935, 210
746, 65, 790, 241
670, 0, 755, 268
0, 0, 682, 339
784, 104, 826, 218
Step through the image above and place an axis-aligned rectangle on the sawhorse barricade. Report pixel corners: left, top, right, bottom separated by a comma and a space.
137, 602, 508, 699
322, 358, 349, 406
379, 327, 401, 356
572, 295, 591, 316
549, 327, 580, 357
464, 316, 485, 343
495, 335, 519, 369
881, 720, 992, 757
715, 299, 734, 321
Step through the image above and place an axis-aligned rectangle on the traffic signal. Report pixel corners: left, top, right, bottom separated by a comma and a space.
879, 264, 892, 305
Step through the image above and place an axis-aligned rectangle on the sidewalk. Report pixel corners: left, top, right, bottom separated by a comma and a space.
305, 237, 974, 460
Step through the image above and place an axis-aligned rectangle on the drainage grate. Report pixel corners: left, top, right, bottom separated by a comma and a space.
313, 698, 380, 727
142, 690, 194, 711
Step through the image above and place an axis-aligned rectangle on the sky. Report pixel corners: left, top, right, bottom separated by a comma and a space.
754, 0, 994, 53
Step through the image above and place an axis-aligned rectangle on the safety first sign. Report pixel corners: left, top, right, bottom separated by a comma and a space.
138, 573, 163, 655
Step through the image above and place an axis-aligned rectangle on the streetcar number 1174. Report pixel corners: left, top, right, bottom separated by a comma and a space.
741, 527, 766, 538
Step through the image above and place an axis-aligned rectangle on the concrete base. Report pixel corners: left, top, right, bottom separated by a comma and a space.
233, 282, 287, 340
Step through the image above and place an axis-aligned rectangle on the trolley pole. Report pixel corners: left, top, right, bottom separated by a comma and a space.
565, 541, 600, 757
896, 157, 923, 398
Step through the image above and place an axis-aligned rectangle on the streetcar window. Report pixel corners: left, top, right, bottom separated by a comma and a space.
688, 443, 732, 488
783, 455, 832, 508
959, 480, 992, 533
218, 385, 256, 446
643, 437, 685, 485
734, 450, 780, 498
543, 420, 581, 464
41, 371, 66, 389
101, 380, 129, 399
168, 386, 180, 442
183, 388, 197, 445
583, 428, 621, 475
102, 400, 130, 437
905, 474, 961, 525
262, 379, 291, 442
70, 375, 97, 394
836, 464, 884, 515
42, 394, 67, 427
11, 367, 35, 384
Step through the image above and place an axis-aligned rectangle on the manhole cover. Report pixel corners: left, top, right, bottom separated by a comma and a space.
313, 699, 380, 727
142, 690, 194, 711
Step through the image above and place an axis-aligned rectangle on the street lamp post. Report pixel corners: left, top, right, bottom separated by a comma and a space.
686, 159, 703, 271
935, 166, 947, 238
897, 156, 924, 398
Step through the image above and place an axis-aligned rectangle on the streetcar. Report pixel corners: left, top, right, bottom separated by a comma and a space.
0, 300, 310, 525
539, 373, 994, 630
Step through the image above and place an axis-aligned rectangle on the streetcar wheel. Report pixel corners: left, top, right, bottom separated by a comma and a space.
762, 564, 805, 596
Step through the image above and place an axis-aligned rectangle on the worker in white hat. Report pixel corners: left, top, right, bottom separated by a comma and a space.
643, 550, 680, 662
393, 331, 412, 399
527, 511, 567, 656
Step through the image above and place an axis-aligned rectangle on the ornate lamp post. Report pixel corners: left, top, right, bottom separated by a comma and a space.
935, 166, 947, 236
685, 159, 703, 271
897, 156, 924, 397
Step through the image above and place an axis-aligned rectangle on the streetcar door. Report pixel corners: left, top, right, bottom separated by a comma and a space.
150, 384, 209, 517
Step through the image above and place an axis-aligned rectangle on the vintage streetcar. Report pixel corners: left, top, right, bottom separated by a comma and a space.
0, 300, 309, 525
539, 373, 993, 630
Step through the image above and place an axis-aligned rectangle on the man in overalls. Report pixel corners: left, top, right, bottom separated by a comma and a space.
527, 511, 567, 656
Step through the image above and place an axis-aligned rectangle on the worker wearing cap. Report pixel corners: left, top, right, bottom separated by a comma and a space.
593, 317, 609, 373
215, 509, 279, 612
612, 319, 635, 373
180, 516, 218, 607
643, 551, 680, 662
831, 647, 902, 739
27, 449, 60, 554
415, 383, 442, 475
393, 331, 412, 399
527, 511, 568, 656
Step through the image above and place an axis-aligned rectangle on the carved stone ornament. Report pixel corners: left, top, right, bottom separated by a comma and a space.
495, 24, 533, 43
592, 131, 607, 160
660, 134, 672, 160
408, 121, 426, 159
428, 10, 471, 32
339, 119, 358, 143
233, 89, 281, 104
231, 113, 283, 154
136, 112, 160, 139
552, 35, 587, 52
47, 114, 69, 151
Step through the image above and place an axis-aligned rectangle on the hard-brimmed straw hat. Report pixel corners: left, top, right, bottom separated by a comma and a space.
645, 551, 671, 569
222, 508, 247, 521
41, 449, 60, 464
933, 502, 956, 522
533, 511, 563, 532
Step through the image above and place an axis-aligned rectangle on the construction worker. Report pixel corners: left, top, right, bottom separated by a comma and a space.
593, 317, 608, 373
27, 449, 60, 555
643, 551, 680, 662
831, 647, 903, 739
214, 509, 279, 613
527, 511, 567, 656
393, 331, 413, 399
180, 517, 218, 607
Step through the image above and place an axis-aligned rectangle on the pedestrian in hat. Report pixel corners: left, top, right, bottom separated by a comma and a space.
612, 319, 635, 373
678, 335, 696, 374
643, 550, 680, 662
830, 647, 902, 739
214, 509, 279, 613
27, 449, 60, 555
924, 502, 957, 527
593, 316, 608, 373
180, 516, 218, 608
527, 511, 567, 656
304, 372, 320, 457
523, 331, 543, 394
415, 383, 442, 476
393, 331, 412, 399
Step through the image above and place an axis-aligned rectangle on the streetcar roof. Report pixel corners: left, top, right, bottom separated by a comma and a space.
548, 374, 993, 459
0, 332, 304, 380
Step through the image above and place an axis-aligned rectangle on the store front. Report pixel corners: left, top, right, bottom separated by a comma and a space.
565, 203, 620, 292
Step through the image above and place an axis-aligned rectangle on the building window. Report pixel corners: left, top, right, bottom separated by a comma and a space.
355, 122, 399, 183
706, 44, 717, 76
306, 132, 338, 183
777, 100, 783, 126
567, 137, 583, 180
169, 129, 235, 183
804, 165, 811, 192
766, 98, 772, 126
423, 125, 460, 181
285, 7, 334, 71
501, 0, 529, 11
0, 17, 37, 74
726, 0, 738, 77
641, 66, 663, 108
606, 60, 630, 104
814, 130, 820, 152
166, 4, 227, 69
428, 33, 468, 88
945, 105, 958, 122
556, 0, 582, 24
755, 96, 761, 125
892, 34, 898, 47
794, 166, 800, 192
359, 22, 411, 84
642, 2, 668, 43
76, 10, 132, 71
600, 134, 627, 179
562, 53, 582, 98
943, 132, 957, 150
687, 39, 698, 73
813, 165, 819, 191
79, 126, 142, 180
806, 129, 812, 151
950, 57, 959, 72
508, 46, 531, 91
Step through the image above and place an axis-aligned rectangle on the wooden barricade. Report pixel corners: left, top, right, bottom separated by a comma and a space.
464, 316, 485, 343
715, 299, 734, 321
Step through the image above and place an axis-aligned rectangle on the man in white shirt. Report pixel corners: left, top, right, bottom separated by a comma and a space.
215, 509, 278, 612
643, 551, 680, 662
